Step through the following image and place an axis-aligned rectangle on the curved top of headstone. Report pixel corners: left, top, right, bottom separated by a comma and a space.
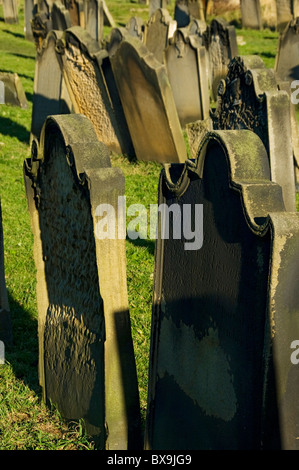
162, 129, 285, 235
57, 25, 109, 63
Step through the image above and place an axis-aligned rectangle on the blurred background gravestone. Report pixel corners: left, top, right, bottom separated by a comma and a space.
240, 0, 262, 29
2, 0, 18, 23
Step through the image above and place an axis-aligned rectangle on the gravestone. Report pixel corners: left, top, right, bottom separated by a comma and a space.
240, 0, 262, 29
51, 0, 72, 30
62, 0, 82, 26
126, 16, 144, 41
149, 0, 168, 19
275, 17, 299, 82
31, 11, 53, 50
56, 26, 134, 156
0, 201, 12, 348
188, 0, 206, 20
164, 28, 209, 127
2, 0, 18, 23
145, 129, 299, 450
0, 73, 28, 109
144, 8, 177, 63
31, 30, 72, 142
187, 17, 207, 38
23, 113, 142, 450
203, 17, 238, 101
0, 82, 4, 105
84, 0, 104, 42
211, 55, 296, 212
276, 0, 293, 31
110, 34, 187, 163
24, 0, 35, 40
260, 0, 277, 30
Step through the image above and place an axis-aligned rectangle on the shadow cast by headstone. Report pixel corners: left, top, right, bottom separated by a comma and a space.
3, 29, 25, 39
8, 52, 36, 61
127, 237, 155, 257
4, 292, 39, 393
0, 116, 30, 144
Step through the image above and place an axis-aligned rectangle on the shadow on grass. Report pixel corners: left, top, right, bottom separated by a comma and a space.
5, 292, 39, 394
0, 116, 30, 144
2, 29, 25, 39
127, 237, 156, 256
0, 68, 34, 81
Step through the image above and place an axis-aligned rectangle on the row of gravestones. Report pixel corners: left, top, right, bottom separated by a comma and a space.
30, 9, 298, 209
1, 1, 299, 451
240, 0, 299, 32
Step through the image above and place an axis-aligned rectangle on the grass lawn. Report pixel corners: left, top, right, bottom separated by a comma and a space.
0, 0, 298, 450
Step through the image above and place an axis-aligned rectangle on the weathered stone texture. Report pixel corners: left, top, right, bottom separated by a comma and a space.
144, 8, 177, 63
145, 130, 299, 450
275, 17, 299, 82
0, 73, 28, 109
24, 114, 142, 449
240, 0, 262, 29
2, 0, 18, 23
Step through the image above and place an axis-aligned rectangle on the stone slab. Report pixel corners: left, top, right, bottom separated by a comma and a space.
275, 17, 299, 83
240, 0, 262, 29
0, 72, 28, 109
144, 8, 177, 63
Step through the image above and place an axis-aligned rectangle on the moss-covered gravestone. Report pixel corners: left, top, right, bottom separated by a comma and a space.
24, 114, 142, 450
145, 130, 299, 450
211, 55, 296, 212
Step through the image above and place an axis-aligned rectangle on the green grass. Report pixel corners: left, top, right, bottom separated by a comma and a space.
0, 0, 298, 450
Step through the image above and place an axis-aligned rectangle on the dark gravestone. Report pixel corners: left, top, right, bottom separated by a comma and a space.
110, 34, 187, 163
24, 114, 142, 450
203, 17, 238, 101
145, 130, 299, 450
164, 28, 209, 127
240, 0, 262, 29
56, 26, 134, 156
31, 30, 72, 142
51, 0, 72, 30
0, 73, 28, 109
211, 55, 296, 212
2, 0, 18, 23
144, 8, 177, 63
275, 17, 299, 83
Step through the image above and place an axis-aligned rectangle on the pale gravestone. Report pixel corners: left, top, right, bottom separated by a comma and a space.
31, 30, 72, 142
0, 73, 28, 109
144, 8, 177, 63
164, 28, 209, 127
275, 17, 299, 82
24, 114, 142, 450
145, 130, 299, 450
203, 17, 238, 101
126, 16, 144, 41
24, 0, 35, 40
84, 0, 104, 43
260, 0, 277, 30
56, 26, 134, 156
211, 55, 296, 212
2, 0, 18, 23
110, 34, 187, 163
0, 82, 4, 105
149, 0, 168, 19
240, 0, 262, 29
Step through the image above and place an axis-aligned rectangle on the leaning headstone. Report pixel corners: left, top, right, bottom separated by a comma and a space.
203, 17, 238, 101
211, 55, 296, 212
0, 73, 28, 109
164, 28, 210, 127
84, 0, 104, 43
56, 26, 134, 156
144, 8, 177, 63
2, 0, 18, 23
240, 0, 262, 29
31, 30, 72, 142
0, 201, 12, 348
23, 113, 142, 450
275, 17, 299, 83
110, 34, 187, 163
145, 129, 299, 450
51, 0, 72, 30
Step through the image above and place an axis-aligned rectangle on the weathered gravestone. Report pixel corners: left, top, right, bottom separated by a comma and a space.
276, 0, 296, 32
149, 0, 168, 19
126, 16, 144, 41
24, 0, 35, 40
260, 0, 277, 30
84, 0, 104, 43
31, 30, 72, 142
211, 55, 296, 212
51, 0, 72, 30
2, 0, 18, 23
0, 201, 12, 349
164, 28, 209, 127
144, 8, 177, 63
203, 17, 238, 101
275, 17, 299, 83
110, 34, 187, 163
145, 130, 299, 450
240, 0, 262, 29
56, 26, 134, 156
62, 0, 84, 27
0, 73, 28, 109
23, 113, 142, 449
